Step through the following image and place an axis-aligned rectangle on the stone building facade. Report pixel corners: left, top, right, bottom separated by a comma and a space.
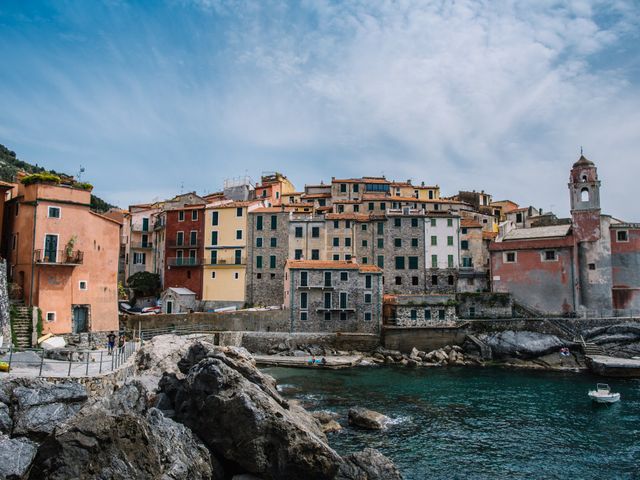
383, 294, 458, 327
382, 210, 426, 294
284, 260, 383, 333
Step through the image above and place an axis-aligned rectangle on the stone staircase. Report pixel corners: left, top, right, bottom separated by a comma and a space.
582, 341, 606, 356
465, 334, 492, 360
10, 303, 33, 348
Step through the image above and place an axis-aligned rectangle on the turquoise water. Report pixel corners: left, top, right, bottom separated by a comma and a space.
264, 366, 640, 479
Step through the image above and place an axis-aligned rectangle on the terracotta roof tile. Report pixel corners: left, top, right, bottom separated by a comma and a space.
461, 218, 483, 228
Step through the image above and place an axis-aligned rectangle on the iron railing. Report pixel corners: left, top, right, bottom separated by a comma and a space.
33, 250, 84, 265
131, 242, 153, 249
167, 257, 201, 267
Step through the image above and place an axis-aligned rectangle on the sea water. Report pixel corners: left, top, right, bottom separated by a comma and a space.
264, 366, 640, 479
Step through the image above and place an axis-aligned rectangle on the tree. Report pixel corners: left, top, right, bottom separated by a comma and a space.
126, 272, 161, 298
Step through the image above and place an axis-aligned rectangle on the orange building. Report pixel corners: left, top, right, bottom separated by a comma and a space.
2, 178, 120, 336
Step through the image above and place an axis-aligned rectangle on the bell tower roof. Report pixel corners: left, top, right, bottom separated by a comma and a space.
573, 154, 595, 168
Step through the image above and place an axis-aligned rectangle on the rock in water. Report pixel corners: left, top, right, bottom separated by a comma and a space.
29, 383, 218, 480
480, 331, 565, 359
348, 408, 390, 430
337, 448, 403, 480
0, 434, 38, 479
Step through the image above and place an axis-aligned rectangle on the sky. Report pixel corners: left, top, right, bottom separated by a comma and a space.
0, 0, 639, 219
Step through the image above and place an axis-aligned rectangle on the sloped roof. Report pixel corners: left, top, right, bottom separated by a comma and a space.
167, 287, 196, 296
503, 224, 571, 241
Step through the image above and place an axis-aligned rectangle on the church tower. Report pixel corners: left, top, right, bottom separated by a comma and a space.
569, 154, 601, 242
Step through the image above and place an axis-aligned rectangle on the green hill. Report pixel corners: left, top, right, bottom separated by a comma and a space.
0, 144, 116, 212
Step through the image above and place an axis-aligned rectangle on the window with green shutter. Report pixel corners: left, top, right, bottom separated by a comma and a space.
431, 236, 437, 246
269, 255, 276, 268
447, 236, 453, 246
431, 255, 438, 268
448, 255, 454, 268
255, 214, 261, 230
408, 256, 418, 269
256, 256, 263, 268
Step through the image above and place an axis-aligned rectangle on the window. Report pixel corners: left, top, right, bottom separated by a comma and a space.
394, 218, 402, 227
368, 202, 374, 211
589, 263, 596, 270
340, 183, 347, 193
364, 312, 372, 321
411, 238, 418, 247
461, 240, 469, 250
395, 256, 405, 270
295, 249, 302, 260
46, 312, 56, 322
448, 255, 454, 268
353, 184, 359, 193
333, 220, 340, 229
236, 207, 243, 217
333, 237, 340, 247
333, 254, 340, 260
364, 292, 372, 304
377, 238, 384, 248
432, 275, 438, 285
411, 218, 418, 227
210, 250, 217, 264
300, 311, 308, 321
447, 236, 454, 246
361, 224, 368, 231
395, 276, 402, 285
79, 280, 87, 290
431, 236, 437, 246
362, 257, 368, 264
430, 218, 436, 227
353, 205, 360, 212
340, 312, 347, 321
337, 205, 344, 214
448, 275, 454, 285
311, 249, 320, 260
377, 255, 384, 268
192, 210, 198, 221
314, 291, 328, 311
269, 255, 276, 268
394, 238, 402, 247
133, 252, 146, 264
236, 230, 243, 240
345, 254, 352, 261
461, 227, 468, 235
176, 231, 184, 246
617, 230, 629, 242
505, 252, 517, 263
178, 211, 185, 221
580, 188, 589, 202
211, 231, 218, 246
408, 256, 419, 269
345, 220, 351, 229
345, 237, 351, 247
256, 237, 263, 248
377, 222, 384, 235
365, 275, 372, 289
431, 255, 438, 268
380, 202, 386, 210
324, 271, 332, 287
411, 310, 417, 320
48, 206, 61, 218
212, 271, 217, 279
256, 256, 263, 268
255, 214, 262, 230
462, 257, 472, 267
300, 271, 308, 287
412, 276, 419, 285
439, 310, 446, 320
312, 227, 320, 238
270, 238, 277, 247
425, 309, 431, 320
543, 250, 557, 261
447, 218, 453, 227
235, 249, 242, 265
271, 215, 277, 229
339, 292, 348, 309
362, 239, 368, 247
295, 227, 303, 238
340, 271, 348, 281
516, 213, 523, 223
324, 312, 332, 321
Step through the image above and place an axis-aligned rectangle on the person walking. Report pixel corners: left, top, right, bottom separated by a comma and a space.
107, 331, 116, 355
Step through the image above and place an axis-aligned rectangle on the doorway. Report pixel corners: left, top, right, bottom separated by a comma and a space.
44, 234, 58, 262
72, 306, 89, 333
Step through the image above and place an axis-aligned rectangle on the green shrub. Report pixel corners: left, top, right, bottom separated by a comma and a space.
20, 172, 61, 186
74, 182, 94, 191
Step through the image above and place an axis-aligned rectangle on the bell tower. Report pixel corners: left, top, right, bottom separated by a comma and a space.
569, 154, 601, 242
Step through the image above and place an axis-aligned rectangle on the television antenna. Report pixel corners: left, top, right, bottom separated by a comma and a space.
77, 165, 85, 181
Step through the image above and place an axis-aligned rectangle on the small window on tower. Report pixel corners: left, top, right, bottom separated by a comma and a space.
588, 263, 596, 271
581, 188, 590, 202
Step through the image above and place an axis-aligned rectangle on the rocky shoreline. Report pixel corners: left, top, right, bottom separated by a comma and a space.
0, 335, 403, 479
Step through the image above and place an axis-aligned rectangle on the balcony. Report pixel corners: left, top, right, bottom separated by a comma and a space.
154, 219, 166, 231
131, 224, 150, 233
297, 284, 334, 290
168, 240, 199, 248
34, 250, 83, 266
167, 257, 201, 267
131, 242, 153, 249
208, 258, 246, 266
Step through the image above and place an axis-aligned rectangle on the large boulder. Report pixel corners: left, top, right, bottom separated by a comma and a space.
0, 402, 11, 434
348, 408, 390, 430
337, 448, 403, 480
0, 434, 38, 479
479, 331, 564, 359
29, 382, 218, 480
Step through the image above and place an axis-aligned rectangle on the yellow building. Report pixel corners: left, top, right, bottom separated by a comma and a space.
202, 200, 263, 308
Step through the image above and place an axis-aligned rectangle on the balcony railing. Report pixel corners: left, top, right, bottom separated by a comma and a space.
168, 240, 199, 248
208, 258, 246, 266
34, 250, 84, 266
167, 257, 201, 267
131, 242, 153, 249
131, 224, 150, 233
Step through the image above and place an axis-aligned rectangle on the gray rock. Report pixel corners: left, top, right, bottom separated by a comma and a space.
480, 331, 565, 359
0, 434, 38, 479
348, 408, 390, 430
0, 402, 11, 434
337, 448, 403, 480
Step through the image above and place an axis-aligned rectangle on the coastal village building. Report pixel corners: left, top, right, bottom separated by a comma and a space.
384, 294, 458, 327
490, 156, 640, 315
458, 218, 490, 292
127, 203, 160, 279
284, 260, 383, 333
424, 213, 460, 294
1, 176, 120, 335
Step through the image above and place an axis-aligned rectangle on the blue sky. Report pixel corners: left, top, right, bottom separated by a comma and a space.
1, 0, 639, 219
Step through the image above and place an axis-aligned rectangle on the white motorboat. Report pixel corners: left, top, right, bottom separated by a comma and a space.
588, 383, 621, 404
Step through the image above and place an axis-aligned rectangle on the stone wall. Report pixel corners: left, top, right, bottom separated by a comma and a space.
240, 331, 380, 353
0, 260, 11, 346
383, 326, 468, 352
456, 292, 513, 319
120, 309, 290, 333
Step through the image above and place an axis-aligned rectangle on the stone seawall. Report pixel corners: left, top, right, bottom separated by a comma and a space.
241, 332, 380, 353
121, 309, 290, 332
